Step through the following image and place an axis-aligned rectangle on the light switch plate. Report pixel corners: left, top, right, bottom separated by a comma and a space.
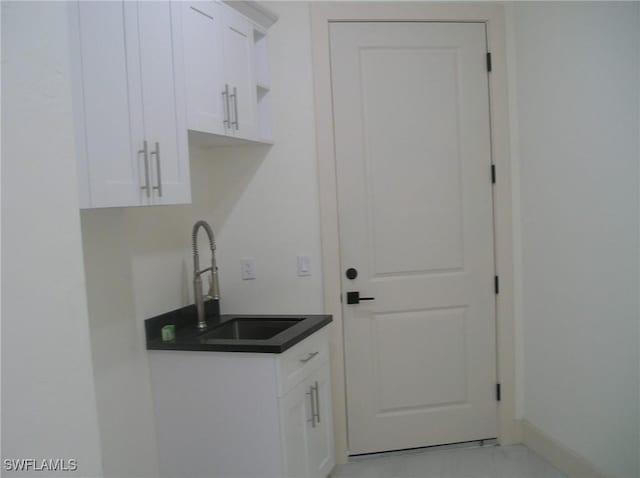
241, 257, 256, 280
297, 255, 311, 277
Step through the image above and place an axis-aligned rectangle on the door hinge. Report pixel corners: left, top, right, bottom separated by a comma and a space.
491, 164, 496, 184
486, 52, 492, 72
496, 383, 501, 401
494, 275, 499, 294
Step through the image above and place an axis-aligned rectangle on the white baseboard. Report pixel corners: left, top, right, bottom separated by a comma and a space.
501, 416, 524, 445
521, 419, 608, 478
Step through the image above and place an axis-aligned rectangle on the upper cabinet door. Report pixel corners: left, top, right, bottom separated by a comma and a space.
222, 8, 258, 140
73, 1, 145, 208
182, 2, 227, 136
137, 1, 191, 205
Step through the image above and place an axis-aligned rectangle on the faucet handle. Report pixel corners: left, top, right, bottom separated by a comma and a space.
205, 274, 213, 299
207, 273, 218, 300
207, 270, 220, 300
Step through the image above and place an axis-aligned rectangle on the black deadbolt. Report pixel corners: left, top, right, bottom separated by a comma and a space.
346, 268, 358, 280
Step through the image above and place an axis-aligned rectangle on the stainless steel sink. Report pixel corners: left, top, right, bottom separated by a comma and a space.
200, 317, 302, 341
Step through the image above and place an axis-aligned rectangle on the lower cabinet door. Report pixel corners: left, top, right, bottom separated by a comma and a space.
280, 379, 312, 478
280, 362, 335, 478
306, 363, 335, 478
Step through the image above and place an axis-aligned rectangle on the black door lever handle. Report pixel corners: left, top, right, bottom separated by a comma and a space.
346, 291, 375, 305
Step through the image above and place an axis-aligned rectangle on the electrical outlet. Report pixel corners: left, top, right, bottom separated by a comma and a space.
241, 257, 256, 280
297, 255, 311, 277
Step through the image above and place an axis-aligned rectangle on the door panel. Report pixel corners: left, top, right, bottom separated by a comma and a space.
360, 47, 464, 275
375, 308, 468, 412
330, 22, 497, 455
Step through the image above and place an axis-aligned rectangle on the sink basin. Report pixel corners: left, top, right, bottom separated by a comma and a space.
201, 317, 302, 341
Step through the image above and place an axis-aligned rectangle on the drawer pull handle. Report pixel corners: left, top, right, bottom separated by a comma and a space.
139, 140, 150, 198
231, 86, 239, 130
222, 84, 230, 128
306, 388, 316, 428
313, 381, 320, 423
150, 142, 162, 197
300, 351, 319, 364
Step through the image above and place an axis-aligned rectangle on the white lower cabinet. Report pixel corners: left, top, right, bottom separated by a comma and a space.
281, 364, 334, 478
148, 328, 334, 478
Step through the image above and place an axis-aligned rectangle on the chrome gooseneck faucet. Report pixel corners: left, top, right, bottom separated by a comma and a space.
192, 220, 220, 330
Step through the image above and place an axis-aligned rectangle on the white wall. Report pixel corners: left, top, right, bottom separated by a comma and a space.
1, 2, 103, 476
509, 3, 640, 477
79, 3, 323, 475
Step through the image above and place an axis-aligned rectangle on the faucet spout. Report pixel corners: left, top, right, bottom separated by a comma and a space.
192, 220, 220, 330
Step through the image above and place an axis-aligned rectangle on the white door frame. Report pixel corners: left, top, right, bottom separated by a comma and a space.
310, 2, 520, 464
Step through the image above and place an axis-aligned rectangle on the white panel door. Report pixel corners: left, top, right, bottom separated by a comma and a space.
223, 8, 258, 140
330, 22, 497, 455
137, 1, 191, 205
76, 1, 145, 207
182, 1, 226, 135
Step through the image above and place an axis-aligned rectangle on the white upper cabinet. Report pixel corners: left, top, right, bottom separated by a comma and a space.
222, 7, 258, 140
70, 0, 275, 208
70, 1, 190, 209
182, 2, 226, 136
182, 1, 275, 144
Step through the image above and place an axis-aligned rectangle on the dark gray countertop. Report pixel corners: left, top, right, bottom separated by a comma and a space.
145, 301, 332, 354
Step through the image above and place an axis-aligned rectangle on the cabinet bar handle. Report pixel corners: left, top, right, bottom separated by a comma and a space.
150, 142, 162, 197
299, 351, 319, 364
138, 140, 150, 198
222, 84, 230, 128
313, 381, 320, 423
231, 86, 239, 130
306, 388, 316, 428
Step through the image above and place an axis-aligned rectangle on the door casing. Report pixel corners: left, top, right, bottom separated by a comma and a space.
310, 2, 520, 464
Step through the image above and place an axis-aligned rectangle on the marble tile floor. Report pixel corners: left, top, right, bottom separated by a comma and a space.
331, 443, 566, 478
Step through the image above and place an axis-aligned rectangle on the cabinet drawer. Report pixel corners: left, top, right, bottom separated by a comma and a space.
276, 327, 329, 397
